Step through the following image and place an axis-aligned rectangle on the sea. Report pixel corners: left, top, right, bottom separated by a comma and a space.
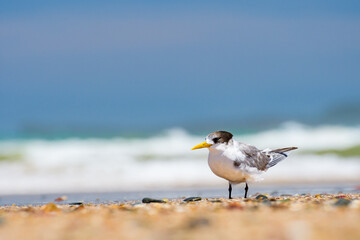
0, 121, 360, 204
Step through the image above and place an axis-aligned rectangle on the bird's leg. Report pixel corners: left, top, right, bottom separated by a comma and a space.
228, 182, 232, 199
244, 182, 249, 198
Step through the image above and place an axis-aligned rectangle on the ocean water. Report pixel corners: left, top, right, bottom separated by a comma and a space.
1, 184, 359, 206
0, 122, 360, 195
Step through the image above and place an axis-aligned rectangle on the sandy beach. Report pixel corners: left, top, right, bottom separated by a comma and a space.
0, 193, 359, 240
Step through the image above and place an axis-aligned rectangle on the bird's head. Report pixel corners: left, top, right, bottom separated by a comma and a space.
191, 131, 233, 150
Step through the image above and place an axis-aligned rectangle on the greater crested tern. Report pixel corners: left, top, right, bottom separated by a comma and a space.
191, 131, 297, 199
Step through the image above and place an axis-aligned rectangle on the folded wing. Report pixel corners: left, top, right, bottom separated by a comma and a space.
263, 147, 298, 168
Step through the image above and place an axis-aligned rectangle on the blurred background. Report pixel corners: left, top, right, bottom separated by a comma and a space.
1, 0, 360, 195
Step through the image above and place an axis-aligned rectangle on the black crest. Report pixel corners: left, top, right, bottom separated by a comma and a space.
208, 131, 233, 144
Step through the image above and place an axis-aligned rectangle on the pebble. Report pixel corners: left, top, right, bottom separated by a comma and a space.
69, 202, 84, 206
334, 198, 351, 207
54, 196, 68, 202
142, 198, 166, 203
256, 195, 268, 200
336, 195, 347, 199
183, 197, 202, 202
42, 203, 60, 212
74, 205, 86, 211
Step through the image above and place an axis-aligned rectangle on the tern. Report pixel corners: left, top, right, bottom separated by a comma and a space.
191, 131, 297, 199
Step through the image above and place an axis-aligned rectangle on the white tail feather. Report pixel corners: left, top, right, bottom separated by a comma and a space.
262, 147, 298, 168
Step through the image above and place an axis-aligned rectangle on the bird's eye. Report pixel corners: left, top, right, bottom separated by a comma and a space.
213, 137, 220, 143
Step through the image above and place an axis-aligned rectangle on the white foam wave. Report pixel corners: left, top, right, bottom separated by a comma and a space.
240, 122, 360, 150
0, 123, 359, 194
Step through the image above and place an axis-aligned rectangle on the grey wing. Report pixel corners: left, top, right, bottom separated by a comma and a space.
237, 144, 270, 171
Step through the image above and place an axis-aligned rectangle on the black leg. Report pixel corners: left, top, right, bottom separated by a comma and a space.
244, 182, 249, 198
228, 182, 232, 199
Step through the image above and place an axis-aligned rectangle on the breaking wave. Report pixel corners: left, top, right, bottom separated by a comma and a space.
0, 122, 360, 194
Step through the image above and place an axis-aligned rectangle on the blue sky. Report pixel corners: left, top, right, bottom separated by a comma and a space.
1, 1, 360, 135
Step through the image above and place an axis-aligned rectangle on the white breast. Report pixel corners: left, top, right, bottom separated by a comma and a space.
207, 148, 248, 184
207, 141, 263, 184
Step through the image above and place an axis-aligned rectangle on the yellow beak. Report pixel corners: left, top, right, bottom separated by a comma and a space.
191, 141, 213, 150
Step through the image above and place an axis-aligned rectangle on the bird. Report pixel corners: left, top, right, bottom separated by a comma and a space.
191, 131, 297, 199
